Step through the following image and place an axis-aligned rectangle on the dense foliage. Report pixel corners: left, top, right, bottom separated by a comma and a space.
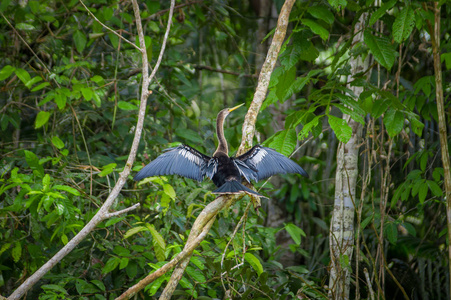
0, 0, 450, 299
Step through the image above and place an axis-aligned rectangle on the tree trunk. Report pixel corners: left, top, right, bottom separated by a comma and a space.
328, 13, 367, 300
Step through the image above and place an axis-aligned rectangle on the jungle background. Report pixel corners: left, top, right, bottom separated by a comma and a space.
0, 0, 450, 299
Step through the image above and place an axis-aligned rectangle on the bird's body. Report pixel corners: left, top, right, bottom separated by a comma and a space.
134, 104, 308, 197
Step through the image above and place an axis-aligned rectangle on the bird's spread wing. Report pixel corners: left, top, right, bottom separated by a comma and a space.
134, 145, 211, 182
235, 145, 308, 181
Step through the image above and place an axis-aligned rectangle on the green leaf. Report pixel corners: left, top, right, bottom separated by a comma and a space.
24, 150, 44, 177
15, 68, 31, 84
41, 284, 68, 294
102, 257, 120, 274
383, 108, 404, 137
0, 65, 16, 80
124, 225, 148, 239
35, 111, 51, 129
285, 223, 306, 245
427, 180, 442, 197
301, 19, 329, 41
408, 115, 424, 137
117, 100, 138, 110
364, 30, 396, 70
163, 183, 176, 200
73, 30, 87, 53
119, 257, 129, 270
186, 266, 206, 283
12, 242, 22, 263
275, 66, 296, 101
244, 253, 263, 275
81, 87, 93, 101
146, 276, 166, 296
99, 163, 116, 177
393, 6, 415, 43
31, 82, 50, 92
369, 0, 397, 26
328, 0, 347, 10
307, 6, 334, 24
384, 222, 397, 244
328, 115, 352, 143
418, 182, 428, 204
267, 128, 297, 157
25, 76, 42, 89
146, 224, 166, 262
53, 185, 80, 196
51, 136, 65, 149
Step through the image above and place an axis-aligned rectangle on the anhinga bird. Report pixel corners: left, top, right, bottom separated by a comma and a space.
134, 104, 308, 197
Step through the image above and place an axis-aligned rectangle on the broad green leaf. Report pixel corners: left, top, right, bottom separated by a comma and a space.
147, 224, 166, 262
12, 242, 22, 262
418, 182, 428, 204
427, 180, 442, 197
41, 284, 68, 294
24, 150, 44, 176
393, 6, 415, 43
328, 115, 352, 143
102, 257, 120, 274
31, 82, 50, 92
42, 174, 51, 189
401, 222, 416, 237
117, 100, 138, 110
190, 256, 205, 270
119, 257, 129, 269
244, 253, 263, 275
124, 225, 148, 239
74, 30, 87, 53
51, 136, 65, 149
285, 223, 306, 245
35, 111, 50, 129
276, 66, 296, 101
384, 222, 397, 244
15, 68, 31, 84
333, 104, 365, 125
369, 0, 397, 26
307, 6, 334, 24
301, 19, 329, 41
81, 87, 93, 101
0, 65, 15, 80
146, 276, 166, 296
267, 128, 297, 157
383, 108, 404, 137
408, 115, 424, 137
53, 185, 80, 196
298, 115, 322, 141
105, 216, 125, 227
186, 266, 206, 283
163, 183, 176, 200
54, 91, 67, 110
25, 76, 42, 89
364, 30, 396, 70
99, 163, 116, 177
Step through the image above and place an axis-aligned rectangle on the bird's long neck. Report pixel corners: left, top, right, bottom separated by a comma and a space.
214, 113, 228, 156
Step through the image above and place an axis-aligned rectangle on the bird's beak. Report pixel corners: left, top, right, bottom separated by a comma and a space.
228, 103, 245, 112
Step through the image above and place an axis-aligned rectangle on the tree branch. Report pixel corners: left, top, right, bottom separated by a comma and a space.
79, 0, 141, 51
6, 0, 167, 297
237, 0, 296, 155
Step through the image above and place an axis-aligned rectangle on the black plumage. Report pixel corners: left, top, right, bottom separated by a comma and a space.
134, 104, 308, 197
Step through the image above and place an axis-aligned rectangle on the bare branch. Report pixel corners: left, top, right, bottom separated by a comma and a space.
6, 0, 169, 297
156, 1, 296, 299
79, 0, 141, 52
104, 203, 140, 219
237, 0, 296, 156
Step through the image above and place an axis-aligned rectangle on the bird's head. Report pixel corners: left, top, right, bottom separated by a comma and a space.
217, 103, 245, 120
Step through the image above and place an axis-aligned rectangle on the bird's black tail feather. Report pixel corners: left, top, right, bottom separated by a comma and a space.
212, 180, 266, 198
